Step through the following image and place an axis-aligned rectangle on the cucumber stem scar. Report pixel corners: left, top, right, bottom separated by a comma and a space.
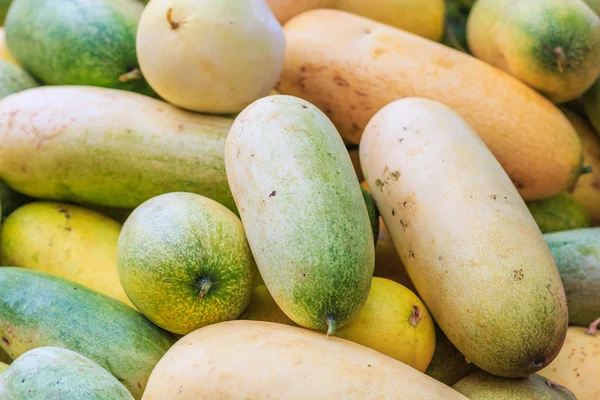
198, 279, 213, 299
326, 314, 336, 337
118, 68, 143, 83
587, 317, 600, 336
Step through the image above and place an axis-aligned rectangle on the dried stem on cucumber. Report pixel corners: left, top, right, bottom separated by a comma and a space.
118, 68, 143, 83
586, 317, 600, 336
326, 314, 337, 337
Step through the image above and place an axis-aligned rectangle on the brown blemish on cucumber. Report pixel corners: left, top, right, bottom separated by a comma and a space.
2, 337, 9, 346
390, 171, 400, 180
269, 191, 276, 198
513, 269, 524, 281
409, 305, 422, 327
333, 75, 349, 87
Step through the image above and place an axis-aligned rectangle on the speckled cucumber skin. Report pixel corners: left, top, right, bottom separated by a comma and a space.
545, 227, 600, 326
5, 0, 153, 95
360, 98, 568, 378
117, 192, 257, 335
0, 347, 133, 400
467, 0, 600, 103
0, 268, 176, 399
0, 86, 236, 212
225, 95, 375, 332
0, 59, 37, 99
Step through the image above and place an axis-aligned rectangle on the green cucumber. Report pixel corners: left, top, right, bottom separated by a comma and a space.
0, 181, 30, 219
425, 325, 471, 386
5, 0, 153, 95
0, 347, 133, 399
361, 186, 380, 246
225, 95, 375, 334
0, 0, 12, 25
0, 86, 236, 212
442, 1, 470, 53
526, 192, 591, 233
453, 372, 576, 399
117, 192, 257, 335
0, 267, 176, 399
0, 59, 37, 99
544, 227, 600, 326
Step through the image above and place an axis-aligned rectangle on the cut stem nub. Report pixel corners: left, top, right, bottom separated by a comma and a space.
409, 305, 422, 327
587, 317, 600, 336
554, 47, 569, 73
198, 279, 213, 299
166, 8, 180, 30
326, 314, 336, 337
118, 68, 142, 83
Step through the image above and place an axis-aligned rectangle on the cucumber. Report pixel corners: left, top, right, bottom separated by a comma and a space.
425, 325, 471, 386
544, 228, 600, 326
361, 186, 380, 246
526, 192, 591, 233
441, 1, 469, 53
0, 267, 176, 399
0, 86, 236, 212
360, 98, 568, 377
225, 95, 375, 334
5, 0, 153, 96
0, 347, 133, 399
117, 192, 257, 335
467, 0, 600, 103
0, 1, 12, 25
0, 181, 30, 219
0, 59, 37, 99
453, 372, 576, 399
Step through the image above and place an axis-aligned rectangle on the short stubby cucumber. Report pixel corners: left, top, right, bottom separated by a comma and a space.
467, 0, 600, 103
0, 86, 236, 212
544, 227, 600, 327
0, 268, 176, 399
117, 192, 257, 335
225, 95, 375, 334
5, 0, 153, 95
0, 347, 133, 400
526, 192, 591, 233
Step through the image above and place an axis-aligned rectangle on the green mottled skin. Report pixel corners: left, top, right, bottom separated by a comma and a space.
0, 60, 38, 100
0, 347, 133, 399
0, 181, 30, 219
0, 268, 176, 399
584, 78, 600, 132
469, 0, 600, 103
425, 325, 471, 386
453, 372, 575, 399
5, 0, 153, 96
442, 1, 470, 53
545, 227, 600, 326
0, 86, 236, 212
226, 95, 375, 332
117, 192, 257, 335
526, 192, 591, 233
361, 187, 380, 246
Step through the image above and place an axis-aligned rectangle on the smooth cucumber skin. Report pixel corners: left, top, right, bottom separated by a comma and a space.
5, 0, 153, 96
0, 268, 176, 399
453, 372, 575, 399
526, 192, 591, 233
544, 228, 600, 326
0, 59, 37, 99
0, 347, 133, 400
225, 95, 375, 332
117, 192, 257, 335
0, 86, 236, 212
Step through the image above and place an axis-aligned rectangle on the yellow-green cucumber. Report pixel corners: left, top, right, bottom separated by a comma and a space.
360, 98, 568, 377
0, 86, 236, 212
467, 0, 600, 103
225, 95, 375, 334
0, 267, 176, 399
